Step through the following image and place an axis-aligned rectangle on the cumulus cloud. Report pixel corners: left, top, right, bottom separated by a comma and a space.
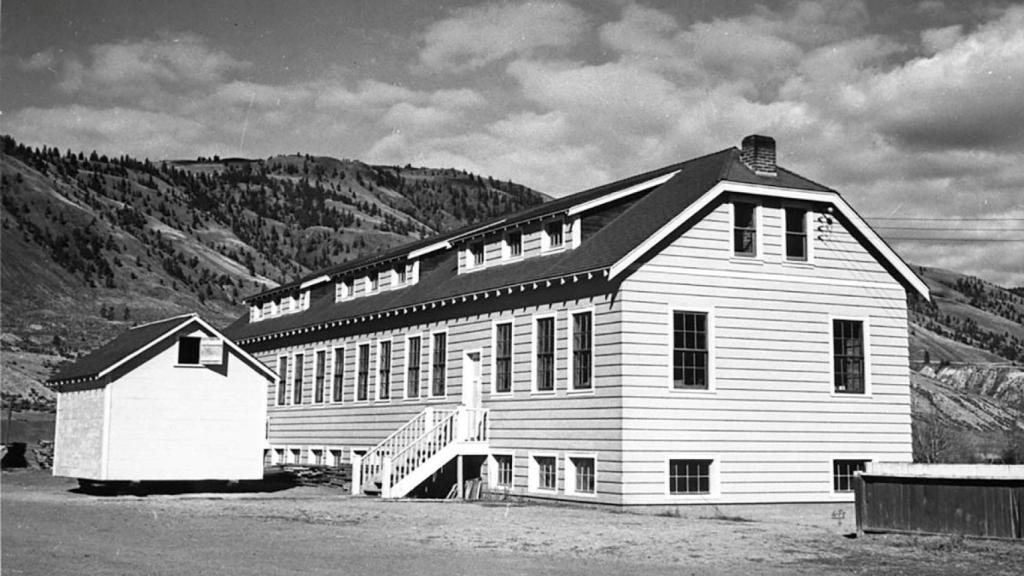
418, 1, 588, 72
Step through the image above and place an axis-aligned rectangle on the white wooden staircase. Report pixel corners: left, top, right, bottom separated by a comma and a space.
352, 406, 489, 498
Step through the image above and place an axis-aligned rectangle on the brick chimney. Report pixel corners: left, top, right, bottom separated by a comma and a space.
740, 134, 776, 176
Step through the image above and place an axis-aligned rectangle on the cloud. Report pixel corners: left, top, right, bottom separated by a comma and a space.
16, 50, 59, 71
418, 1, 588, 72
55, 33, 248, 105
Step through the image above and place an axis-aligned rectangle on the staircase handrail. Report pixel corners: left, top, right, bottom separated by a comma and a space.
386, 407, 490, 491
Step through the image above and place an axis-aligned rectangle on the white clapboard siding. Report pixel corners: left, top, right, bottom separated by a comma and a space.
52, 387, 106, 480
616, 199, 913, 504
255, 291, 626, 504
103, 341, 268, 481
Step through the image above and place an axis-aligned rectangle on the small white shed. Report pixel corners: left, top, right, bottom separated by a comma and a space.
49, 313, 275, 482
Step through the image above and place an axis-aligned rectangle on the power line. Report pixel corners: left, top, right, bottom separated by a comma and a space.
866, 217, 1024, 222
882, 237, 1024, 242
874, 227, 1024, 232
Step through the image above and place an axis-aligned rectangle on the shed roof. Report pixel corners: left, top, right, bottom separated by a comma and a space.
49, 314, 276, 386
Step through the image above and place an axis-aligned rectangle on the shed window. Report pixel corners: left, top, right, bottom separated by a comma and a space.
178, 337, 201, 365
669, 459, 711, 494
833, 459, 867, 492
733, 202, 757, 256
785, 208, 807, 261
673, 311, 708, 389
833, 320, 865, 394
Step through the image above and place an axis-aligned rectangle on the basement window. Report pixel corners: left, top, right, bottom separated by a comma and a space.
668, 459, 712, 495
833, 459, 868, 492
177, 337, 201, 365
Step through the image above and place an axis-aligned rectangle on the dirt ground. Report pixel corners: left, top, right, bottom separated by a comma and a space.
3, 470, 1022, 575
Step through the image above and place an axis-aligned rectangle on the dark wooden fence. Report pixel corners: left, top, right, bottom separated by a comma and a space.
854, 463, 1024, 540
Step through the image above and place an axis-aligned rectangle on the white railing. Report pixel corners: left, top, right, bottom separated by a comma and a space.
358, 408, 452, 491
354, 406, 489, 497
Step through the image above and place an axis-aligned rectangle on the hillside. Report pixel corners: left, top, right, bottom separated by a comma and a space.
0, 136, 546, 406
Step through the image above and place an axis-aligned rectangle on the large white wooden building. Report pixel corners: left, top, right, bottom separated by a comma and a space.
50, 314, 276, 483
225, 135, 929, 505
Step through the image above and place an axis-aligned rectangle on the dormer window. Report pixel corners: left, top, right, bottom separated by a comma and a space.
394, 264, 407, 285
281, 297, 292, 313
250, 305, 262, 322
370, 273, 379, 292
733, 202, 757, 257
336, 278, 353, 301
299, 290, 310, 310
504, 231, 522, 259
471, 242, 485, 267
543, 220, 564, 251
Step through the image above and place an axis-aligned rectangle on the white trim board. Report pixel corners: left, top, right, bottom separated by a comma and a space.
567, 170, 680, 216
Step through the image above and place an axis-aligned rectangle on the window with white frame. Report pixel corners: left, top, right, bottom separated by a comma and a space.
250, 305, 262, 322
504, 230, 522, 259
299, 291, 310, 310
785, 208, 808, 261
543, 220, 564, 250
314, 350, 326, 403
406, 336, 421, 398
431, 332, 447, 397
276, 356, 288, 405
289, 448, 302, 465
733, 201, 757, 256
336, 279, 353, 301
833, 319, 866, 394
370, 273, 379, 292
531, 454, 558, 492
470, 242, 485, 268
494, 322, 513, 393
378, 341, 392, 401
566, 455, 596, 495
673, 311, 709, 390
534, 317, 555, 392
357, 344, 370, 401
293, 353, 304, 405
329, 449, 344, 467
310, 448, 324, 466
491, 454, 514, 489
833, 459, 867, 492
274, 448, 285, 464
571, 311, 592, 390
668, 459, 712, 495
394, 264, 407, 286
332, 347, 344, 402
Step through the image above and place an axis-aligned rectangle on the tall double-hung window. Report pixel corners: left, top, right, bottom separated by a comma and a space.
733, 202, 757, 256
833, 320, 865, 394
378, 341, 392, 400
292, 353, 304, 405
357, 344, 370, 401
277, 356, 288, 405
673, 311, 709, 389
406, 336, 421, 399
785, 208, 808, 261
494, 322, 513, 393
432, 333, 447, 396
332, 347, 344, 402
314, 350, 326, 403
535, 317, 555, 392
572, 311, 592, 390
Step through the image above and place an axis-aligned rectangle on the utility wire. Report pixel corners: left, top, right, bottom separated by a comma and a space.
866, 217, 1024, 222
874, 227, 1024, 232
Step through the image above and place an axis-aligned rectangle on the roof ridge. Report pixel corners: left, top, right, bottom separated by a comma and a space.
130, 312, 197, 330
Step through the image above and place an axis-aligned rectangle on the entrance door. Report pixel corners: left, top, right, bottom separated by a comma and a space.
462, 350, 482, 409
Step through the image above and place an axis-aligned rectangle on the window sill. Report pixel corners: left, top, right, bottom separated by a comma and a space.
729, 256, 763, 265
565, 490, 598, 498
530, 390, 557, 397
489, 390, 514, 398
666, 492, 719, 501
174, 363, 207, 368
830, 391, 873, 399
781, 259, 813, 268
530, 487, 558, 495
566, 387, 595, 396
668, 386, 717, 395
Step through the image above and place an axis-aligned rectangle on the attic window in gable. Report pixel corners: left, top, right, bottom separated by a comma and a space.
178, 336, 201, 365
733, 202, 757, 257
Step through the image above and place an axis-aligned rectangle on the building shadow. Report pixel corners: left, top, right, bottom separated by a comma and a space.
70, 468, 301, 496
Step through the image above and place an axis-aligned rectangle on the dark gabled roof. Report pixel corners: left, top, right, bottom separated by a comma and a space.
223, 147, 837, 343
48, 314, 198, 384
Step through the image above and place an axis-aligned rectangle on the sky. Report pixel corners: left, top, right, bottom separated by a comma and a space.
3, 0, 1023, 287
